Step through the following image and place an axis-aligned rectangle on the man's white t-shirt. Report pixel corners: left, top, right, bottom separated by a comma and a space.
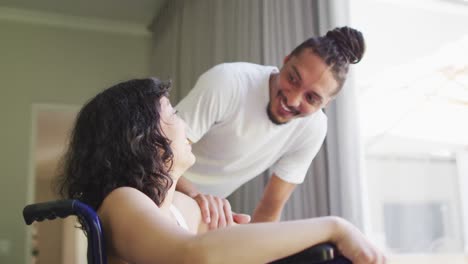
176, 62, 327, 198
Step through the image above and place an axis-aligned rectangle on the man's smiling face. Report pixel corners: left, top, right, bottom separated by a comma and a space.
267, 49, 338, 125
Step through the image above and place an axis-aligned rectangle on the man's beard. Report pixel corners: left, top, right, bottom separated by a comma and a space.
266, 102, 287, 125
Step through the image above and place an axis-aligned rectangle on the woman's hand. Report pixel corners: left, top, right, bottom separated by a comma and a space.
331, 217, 386, 264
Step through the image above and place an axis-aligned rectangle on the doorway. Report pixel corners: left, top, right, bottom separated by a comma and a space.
29, 104, 86, 264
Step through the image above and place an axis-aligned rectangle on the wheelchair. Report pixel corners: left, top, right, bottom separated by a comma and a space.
23, 200, 352, 264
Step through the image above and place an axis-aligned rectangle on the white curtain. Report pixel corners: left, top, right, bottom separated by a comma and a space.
315, 0, 368, 229
149, 0, 366, 228
149, 0, 263, 102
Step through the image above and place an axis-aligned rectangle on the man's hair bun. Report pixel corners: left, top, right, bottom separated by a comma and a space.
326, 26, 365, 64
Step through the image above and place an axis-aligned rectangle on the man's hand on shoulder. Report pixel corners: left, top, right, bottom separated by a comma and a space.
192, 193, 251, 229
175, 176, 250, 229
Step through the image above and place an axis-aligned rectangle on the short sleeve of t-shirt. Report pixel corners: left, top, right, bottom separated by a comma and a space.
271, 112, 328, 184
176, 64, 238, 143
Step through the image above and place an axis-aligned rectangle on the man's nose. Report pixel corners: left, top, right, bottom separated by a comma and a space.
286, 90, 302, 109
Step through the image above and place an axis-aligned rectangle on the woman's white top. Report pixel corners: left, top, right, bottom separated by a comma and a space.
169, 204, 189, 231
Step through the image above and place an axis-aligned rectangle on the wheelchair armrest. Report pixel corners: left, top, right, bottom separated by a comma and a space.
23, 199, 76, 225
270, 242, 352, 264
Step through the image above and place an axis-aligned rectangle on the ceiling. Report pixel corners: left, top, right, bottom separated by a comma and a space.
0, 0, 166, 26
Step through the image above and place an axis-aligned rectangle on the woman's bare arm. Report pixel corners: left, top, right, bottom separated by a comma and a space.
99, 187, 384, 264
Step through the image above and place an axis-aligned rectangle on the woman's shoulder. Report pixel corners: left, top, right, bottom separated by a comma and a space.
173, 191, 208, 234
173, 191, 196, 205
97, 187, 160, 225
96, 188, 198, 263
100, 187, 152, 209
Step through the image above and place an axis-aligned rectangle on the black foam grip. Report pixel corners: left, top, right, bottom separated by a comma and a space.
23, 200, 76, 225
270, 243, 352, 264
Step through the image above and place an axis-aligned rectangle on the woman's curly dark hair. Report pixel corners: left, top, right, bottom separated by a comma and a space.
290, 26, 366, 94
56, 78, 174, 211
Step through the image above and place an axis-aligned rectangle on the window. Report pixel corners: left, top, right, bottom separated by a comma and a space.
350, 0, 468, 263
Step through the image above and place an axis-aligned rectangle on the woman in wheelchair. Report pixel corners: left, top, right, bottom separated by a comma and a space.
56, 78, 385, 264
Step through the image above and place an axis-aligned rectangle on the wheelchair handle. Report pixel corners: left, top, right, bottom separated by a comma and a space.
23, 199, 76, 225
23, 199, 107, 264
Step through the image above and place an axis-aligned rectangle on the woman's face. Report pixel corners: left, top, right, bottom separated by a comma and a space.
159, 96, 195, 176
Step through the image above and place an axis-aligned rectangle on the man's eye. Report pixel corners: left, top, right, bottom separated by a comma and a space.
306, 94, 316, 104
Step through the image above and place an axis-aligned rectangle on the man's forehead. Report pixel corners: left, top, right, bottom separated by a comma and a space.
290, 54, 338, 96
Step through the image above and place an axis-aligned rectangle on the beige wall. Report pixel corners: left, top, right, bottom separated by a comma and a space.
0, 19, 151, 263
34, 178, 63, 264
